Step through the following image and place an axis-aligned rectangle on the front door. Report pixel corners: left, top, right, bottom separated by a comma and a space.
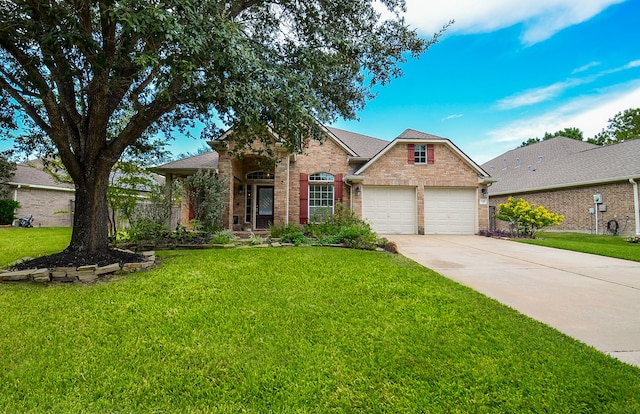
256, 186, 274, 229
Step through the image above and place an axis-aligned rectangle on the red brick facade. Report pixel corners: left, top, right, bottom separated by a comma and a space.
214, 134, 490, 234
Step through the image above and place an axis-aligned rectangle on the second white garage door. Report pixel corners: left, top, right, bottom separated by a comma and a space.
362, 187, 417, 234
424, 188, 476, 234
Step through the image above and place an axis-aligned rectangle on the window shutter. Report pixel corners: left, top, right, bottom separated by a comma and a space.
407, 144, 415, 164
299, 173, 309, 224
334, 174, 343, 203
427, 144, 435, 164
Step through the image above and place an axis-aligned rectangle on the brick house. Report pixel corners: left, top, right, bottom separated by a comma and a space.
2, 161, 165, 228
3, 161, 75, 227
482, 137, 640, 236
156, 126, 493, 235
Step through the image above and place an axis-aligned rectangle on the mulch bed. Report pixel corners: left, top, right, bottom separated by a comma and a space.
13, 250, 145, 270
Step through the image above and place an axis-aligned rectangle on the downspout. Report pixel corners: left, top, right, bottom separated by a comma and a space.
630, 178, 640, 236
13, 185, 20, 227
285, 155, 290, 226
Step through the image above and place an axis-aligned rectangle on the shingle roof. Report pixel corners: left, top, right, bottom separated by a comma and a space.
153, 151, 219, 176
8, 162, 74, 189
483, 137, 640, 195
396, 128, 449, 141
325, 126, 389, 159
6, 160, 164, 191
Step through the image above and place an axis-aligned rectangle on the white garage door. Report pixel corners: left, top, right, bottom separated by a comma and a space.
424, 188, 476, 234
362, 187, 417, 234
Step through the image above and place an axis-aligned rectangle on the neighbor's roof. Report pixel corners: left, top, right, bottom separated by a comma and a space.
6, 160, 164, 192
153, 151, 219, 176
483, 137, 640, 195
7, 162, 74, 190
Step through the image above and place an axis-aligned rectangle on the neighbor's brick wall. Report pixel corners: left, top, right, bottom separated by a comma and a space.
489, 181, 639, 236
13, 187, 74, 227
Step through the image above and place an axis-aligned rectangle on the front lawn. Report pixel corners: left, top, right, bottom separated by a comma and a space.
1, 240, 639, 412
0, 227, 72, 268
517, 231, 640, 262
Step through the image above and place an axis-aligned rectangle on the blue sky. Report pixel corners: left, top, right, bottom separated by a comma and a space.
330, 0, 640, 163
3, 0, 639, 164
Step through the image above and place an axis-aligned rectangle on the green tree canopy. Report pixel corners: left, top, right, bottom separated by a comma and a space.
519, 127, 584, 148
0, 151, 16, 199
589, 107, 640, 145
0, 0, 445, 257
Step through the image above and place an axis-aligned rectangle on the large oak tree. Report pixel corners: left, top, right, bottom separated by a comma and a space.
0, 0, 444, 257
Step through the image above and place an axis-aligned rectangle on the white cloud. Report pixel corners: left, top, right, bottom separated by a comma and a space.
572, 62, 601, 74
495, 58, 640, 110
379, 0, 626, 45
486, 79, 640, 145
443, 114, 464, 120
495, 81, 578, 110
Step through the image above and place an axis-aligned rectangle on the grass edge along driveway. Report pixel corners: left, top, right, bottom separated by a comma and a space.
1, 244, 639, 412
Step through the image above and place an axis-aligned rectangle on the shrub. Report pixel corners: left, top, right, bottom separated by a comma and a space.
211, 230, 237, 245
306, 203, 361, 237
270, 224, 309, 245
0, 199, 20, 225
338, 223, 378, 250
248, 232, 267, 245
495, 197, 564, 237
129, 218, 168, 243
184, 170, 227, 233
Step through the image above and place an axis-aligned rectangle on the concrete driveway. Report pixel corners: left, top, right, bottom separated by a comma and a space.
388, 235, 640, 368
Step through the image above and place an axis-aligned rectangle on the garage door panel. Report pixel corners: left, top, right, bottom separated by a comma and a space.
424, 188, 476, 235
363, 187, 416, 234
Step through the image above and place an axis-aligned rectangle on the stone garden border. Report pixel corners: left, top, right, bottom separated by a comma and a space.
0, 251, 156, 283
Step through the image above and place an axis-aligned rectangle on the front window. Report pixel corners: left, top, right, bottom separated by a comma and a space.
414, 145, 427, 164
309, 172, 334, 221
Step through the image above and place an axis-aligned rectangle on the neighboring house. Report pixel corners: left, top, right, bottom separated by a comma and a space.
155, 126, 493, 235
482, 137, 640, 236
2, 160, 165, 228
3, 161, 75, 227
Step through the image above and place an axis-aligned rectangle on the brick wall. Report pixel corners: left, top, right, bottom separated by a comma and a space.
216, 138, 490, 234
287, 138, 352, 225
489, 181, 639, 236
13, 187, 74, 227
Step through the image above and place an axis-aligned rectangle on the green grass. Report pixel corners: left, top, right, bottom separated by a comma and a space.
517, 231, 640, 262
1, 243, 639, 412
0, 227, 72, 267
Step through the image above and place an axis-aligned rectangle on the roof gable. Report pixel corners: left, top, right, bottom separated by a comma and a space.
354, 129, 489, 177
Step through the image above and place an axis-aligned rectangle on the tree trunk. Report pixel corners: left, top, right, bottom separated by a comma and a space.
65, 164, 112, 255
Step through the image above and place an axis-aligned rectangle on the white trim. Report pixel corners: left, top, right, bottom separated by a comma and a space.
6, 182, 75, 193
630, 179, 640, 236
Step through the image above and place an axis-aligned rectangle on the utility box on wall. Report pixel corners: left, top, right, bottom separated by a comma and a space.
593, 193, 603, 204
